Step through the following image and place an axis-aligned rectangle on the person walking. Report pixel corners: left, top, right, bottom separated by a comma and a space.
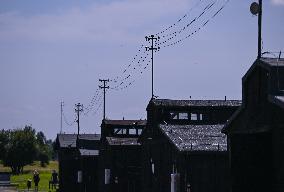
49, 170, 58, 190
33, 170, 40, 191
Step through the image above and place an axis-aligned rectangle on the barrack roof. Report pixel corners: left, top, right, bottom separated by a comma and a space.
150, 99, 241, 107
159, 124, 226, 152
260, 57, 284, 67
56, 134, 101, 148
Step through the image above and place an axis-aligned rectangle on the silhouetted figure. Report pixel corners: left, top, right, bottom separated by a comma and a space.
27, 179, 32, 191
33, 170, 40, 191
49, 170, 59, 190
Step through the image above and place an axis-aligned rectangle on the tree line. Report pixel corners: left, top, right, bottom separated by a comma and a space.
0, 125, 55, 174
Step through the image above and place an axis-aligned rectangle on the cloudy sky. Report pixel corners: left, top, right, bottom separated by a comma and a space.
0, 0, 283, 139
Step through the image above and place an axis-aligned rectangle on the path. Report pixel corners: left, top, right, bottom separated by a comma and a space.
0, 186, 17, 192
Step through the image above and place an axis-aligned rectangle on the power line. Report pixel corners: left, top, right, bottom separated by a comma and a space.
63, 0, 232, 122
109, 51, 151, 91
157, 0, 218, 47
160, 0, 230, 48
154, 0, 204, 36
62, 110, 77, 126
98, 0, 229, 94
159, 0, 216, 40
83, 90, 103, 116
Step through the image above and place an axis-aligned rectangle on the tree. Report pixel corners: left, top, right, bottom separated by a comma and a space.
35, 131, 52, 167
0, 129, 9, 160
36, 131, 46, 146
3, 126, 37, 174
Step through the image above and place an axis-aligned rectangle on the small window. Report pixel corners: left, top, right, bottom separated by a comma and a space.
129, 129, 136, 135
179, 113, 188, 120
191, 113, 198, 121
114, 128, 126, 135
170, 112, 178, 120
200, 114, 203, 121
137, 129, 142, 135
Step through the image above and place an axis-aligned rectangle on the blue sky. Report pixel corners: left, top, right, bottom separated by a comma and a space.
0, 0, 283, 139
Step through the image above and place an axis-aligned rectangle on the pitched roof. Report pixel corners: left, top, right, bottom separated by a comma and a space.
260, 57, 284, 68
224, 57, 284, 134
57, 134, 101, 148
150, 99, 241, 108
159, 124, 226, 152
103, 120, 146, 126
106, 137, 140, 146
243, 57, 284, 83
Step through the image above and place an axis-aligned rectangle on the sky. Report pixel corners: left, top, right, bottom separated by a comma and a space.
0, 0, 283, 140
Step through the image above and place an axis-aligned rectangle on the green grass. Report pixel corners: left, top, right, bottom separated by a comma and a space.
0, 161, 58, 192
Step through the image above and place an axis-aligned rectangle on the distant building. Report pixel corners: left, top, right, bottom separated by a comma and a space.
140, 99, 241, 192
222, 57, 284, 192
100, 119, 146, 192
55, 134, 101, 192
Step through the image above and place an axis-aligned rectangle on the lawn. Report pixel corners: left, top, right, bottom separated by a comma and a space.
0, 161, 59, 192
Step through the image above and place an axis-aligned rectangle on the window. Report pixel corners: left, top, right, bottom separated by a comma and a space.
169, 112, 189, 120
170, 112, 178, 120
200, 114, 203, 121
137, 129, 142, 135
114, 128, 126, 135
129, 129, 136, 135
191, 113, 198, 121
179, 113, 188, 120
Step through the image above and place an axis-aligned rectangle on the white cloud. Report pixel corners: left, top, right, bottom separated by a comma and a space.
271, 0, 284, 5
0, 0, 191, 44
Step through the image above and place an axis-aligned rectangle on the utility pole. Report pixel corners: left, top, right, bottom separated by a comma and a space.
257, 0, 262, 59
75, 103, 83, 141
99, 79, 109, 120
145, 35, 160, 99
60, 101, 64, 133
74, 103, 83, 189
251, 1, 262, 59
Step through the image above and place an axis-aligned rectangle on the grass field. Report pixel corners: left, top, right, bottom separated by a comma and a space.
0, 161, 58, 192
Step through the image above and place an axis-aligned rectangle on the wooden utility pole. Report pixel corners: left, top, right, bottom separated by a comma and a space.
258, 0, 262, 59
99, 79, 109, 120
60, 101, 64, 133
145, 35, 160, 99
75, 103, 83, 140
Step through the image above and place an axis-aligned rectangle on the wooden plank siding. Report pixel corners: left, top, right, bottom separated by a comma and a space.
223, 58, 284, 192
141, 98, 240, 192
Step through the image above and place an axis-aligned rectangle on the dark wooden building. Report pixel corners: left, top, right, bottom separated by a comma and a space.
222, 57, 284, 192
55, 134, 101, 192
100, 119, 146, 192
140, 99, 241, 192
